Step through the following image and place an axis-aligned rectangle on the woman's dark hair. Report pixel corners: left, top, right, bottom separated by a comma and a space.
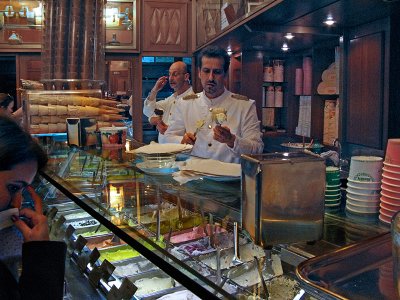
0, 115, 48, 171
197, 46, 231, 74
0, 93, 14, 109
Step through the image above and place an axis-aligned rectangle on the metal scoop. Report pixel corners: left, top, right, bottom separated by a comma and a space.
231, 222, 242, 266
254, 256, 269, 299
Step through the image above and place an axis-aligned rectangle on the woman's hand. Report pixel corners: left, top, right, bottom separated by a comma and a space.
12, 186, 49, 242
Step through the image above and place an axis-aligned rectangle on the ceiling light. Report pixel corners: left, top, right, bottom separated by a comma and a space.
285, 33, 294, 40
281, 43, 289, 51
324, 15, 336, 26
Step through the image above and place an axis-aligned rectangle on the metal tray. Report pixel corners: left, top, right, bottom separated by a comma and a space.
126, 269, 182, 299
111, 256, 157, 278
296, 232, 395, 300
84, 233, 126, 251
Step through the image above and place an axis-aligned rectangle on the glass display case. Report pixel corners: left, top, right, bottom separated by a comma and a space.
195, 0, 277, 48
35, 138, 390, 299
20, 89, 128, 135
105, 0, 138, 51
0, 0, 43, 48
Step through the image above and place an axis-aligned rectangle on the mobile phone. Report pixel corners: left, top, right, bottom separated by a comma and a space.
21, 188, 35, 210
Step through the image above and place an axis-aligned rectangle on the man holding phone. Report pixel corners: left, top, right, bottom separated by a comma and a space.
142, 61, 193, 143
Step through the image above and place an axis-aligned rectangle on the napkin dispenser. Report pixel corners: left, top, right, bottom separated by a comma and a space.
66, 118, 97, 147
241, 152, 326, 248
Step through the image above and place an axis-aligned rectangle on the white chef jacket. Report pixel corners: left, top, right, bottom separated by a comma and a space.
164, 89, 264, 163
143, 87, 193, 143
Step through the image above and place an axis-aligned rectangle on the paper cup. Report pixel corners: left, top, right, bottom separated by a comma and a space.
385, 139, 400, 165
382, 174, 400, 186
346, 191, 380, 201
347, 178, 381, 190
99, 126, 127, 148
349, 156, 383, 182
346, 186, 380, 196
381, 183, 400, 193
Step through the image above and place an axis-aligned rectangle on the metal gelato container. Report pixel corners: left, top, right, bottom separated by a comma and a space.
241, 152, 326, 247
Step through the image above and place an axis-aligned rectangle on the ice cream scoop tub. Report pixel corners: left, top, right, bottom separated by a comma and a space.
241, 152, 326, 247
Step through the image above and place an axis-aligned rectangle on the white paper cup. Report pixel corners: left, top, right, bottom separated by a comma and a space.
347, 178, 381, 190
346, 191, 380, 201
349, 156, 383, 182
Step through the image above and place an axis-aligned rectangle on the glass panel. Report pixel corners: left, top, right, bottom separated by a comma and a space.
0, 0, 43, 45
196, 0, 276, 48
105, 0, 137, 50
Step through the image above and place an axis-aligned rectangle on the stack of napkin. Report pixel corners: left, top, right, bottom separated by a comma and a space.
173, 158, 241, 184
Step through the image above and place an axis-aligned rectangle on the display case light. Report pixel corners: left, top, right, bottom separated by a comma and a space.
285, 33, 294, 40
324, 15, 336, 26
33, 3, 43, 25
106, 7, 119, 27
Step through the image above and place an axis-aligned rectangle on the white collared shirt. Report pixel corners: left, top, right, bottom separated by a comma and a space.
143, 87, 193, 143
164, 89, 264, 163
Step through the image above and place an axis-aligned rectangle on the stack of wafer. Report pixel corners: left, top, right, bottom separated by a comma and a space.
26, 94, 126, 134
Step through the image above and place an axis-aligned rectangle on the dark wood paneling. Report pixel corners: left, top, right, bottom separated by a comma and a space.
142, 0, 189, 54
241, 51, 263, 121
346, 32, 383, 148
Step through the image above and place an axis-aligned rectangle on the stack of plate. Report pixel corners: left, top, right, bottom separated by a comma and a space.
345, 156, 383, 217
379, 140, 400, 225
325, 166, 341, 210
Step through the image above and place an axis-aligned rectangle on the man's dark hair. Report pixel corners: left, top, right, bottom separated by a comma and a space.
197, 46, 231, 74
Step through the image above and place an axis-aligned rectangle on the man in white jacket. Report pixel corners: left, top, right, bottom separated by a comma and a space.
164, 46, 264, 163
142, 61, 193, 143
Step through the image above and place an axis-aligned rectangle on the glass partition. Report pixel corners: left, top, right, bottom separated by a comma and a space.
196, 0, 277, 48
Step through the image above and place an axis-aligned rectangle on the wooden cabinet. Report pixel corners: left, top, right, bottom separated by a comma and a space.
346, 32, 383, 149
16, 53, 42, 106
142, 0, 190, 55
0, 0, 43, 52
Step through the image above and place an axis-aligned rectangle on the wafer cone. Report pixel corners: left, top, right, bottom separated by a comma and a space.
57, 105, 68, 115
48, 104, 57, 116
30, 105, 39, 115
38, 105, 49, 116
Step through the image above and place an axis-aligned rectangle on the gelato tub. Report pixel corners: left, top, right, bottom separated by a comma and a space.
112, 256, 157, 278
198, 243, 265, 270
99, 238, 165, 263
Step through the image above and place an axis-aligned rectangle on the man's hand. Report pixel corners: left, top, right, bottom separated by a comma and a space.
153, 76, 168, 92
181, 132, 196, 145
156, 120, 168, 134
213, 125, 236, 148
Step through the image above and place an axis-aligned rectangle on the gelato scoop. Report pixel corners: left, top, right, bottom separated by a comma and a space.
212, 107, 227, 125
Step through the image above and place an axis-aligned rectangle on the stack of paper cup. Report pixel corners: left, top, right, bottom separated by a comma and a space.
325, 166, 341, 210
380, 139, 400, 225
346, 156, 383, 217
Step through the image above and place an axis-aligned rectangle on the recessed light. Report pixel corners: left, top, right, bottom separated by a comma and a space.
285, 33, 294, 40
281, 43, 289, 51
324, 15, 336, 26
